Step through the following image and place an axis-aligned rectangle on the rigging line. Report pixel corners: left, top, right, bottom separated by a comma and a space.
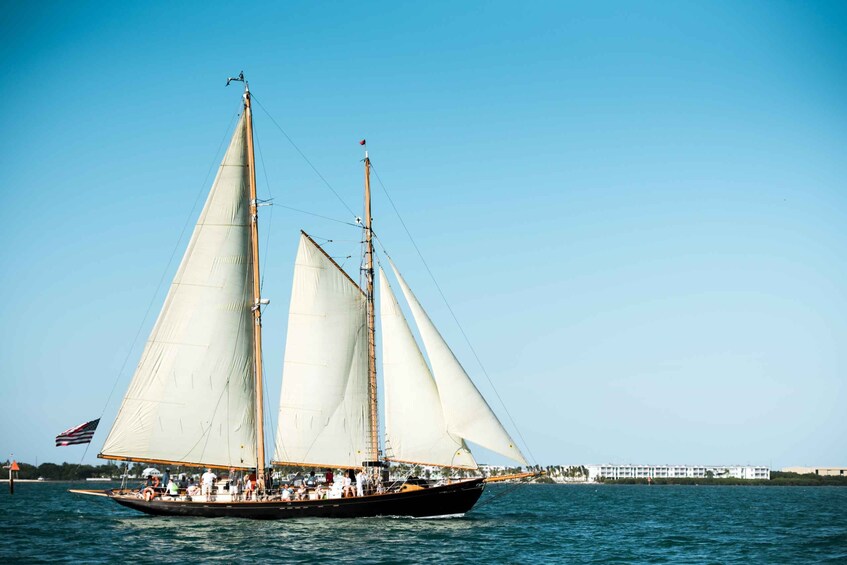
250, 94, 356, 218
474, 480, 533, 509
276, 204, 360, 227
253, 118, 275, 293
94, 105, 242, 443
369, 164, 538, 466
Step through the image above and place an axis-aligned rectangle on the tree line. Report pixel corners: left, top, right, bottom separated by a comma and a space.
599, 471, 847, 486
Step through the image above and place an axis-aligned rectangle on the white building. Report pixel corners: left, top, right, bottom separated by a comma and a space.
586, 464, 769, 482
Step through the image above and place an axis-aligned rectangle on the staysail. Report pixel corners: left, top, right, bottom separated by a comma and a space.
389, 262, 528, 465
379, 268, 477, 469
272, 233, 369, 468
100, 114, 257, 469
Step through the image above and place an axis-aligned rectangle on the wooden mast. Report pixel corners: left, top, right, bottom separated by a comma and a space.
364, 147, 379, 464
243, 81, 266, 487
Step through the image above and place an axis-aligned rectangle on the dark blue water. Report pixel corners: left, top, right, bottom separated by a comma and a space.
2, 482, 846, 563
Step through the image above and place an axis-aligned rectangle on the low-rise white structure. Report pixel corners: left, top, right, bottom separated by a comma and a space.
782, 467, 847, 477
587, 464, 769, 481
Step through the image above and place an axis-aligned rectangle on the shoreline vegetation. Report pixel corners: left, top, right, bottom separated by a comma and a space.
3, 461, 845, 486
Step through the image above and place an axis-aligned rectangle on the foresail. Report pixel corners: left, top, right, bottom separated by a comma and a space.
273, 234, 369, 468
390, 262, 528, 465
100, 114, 257, 469
379, 269, 477, 469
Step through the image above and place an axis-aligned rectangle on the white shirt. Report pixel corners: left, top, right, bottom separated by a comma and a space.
202, 471, 216, 485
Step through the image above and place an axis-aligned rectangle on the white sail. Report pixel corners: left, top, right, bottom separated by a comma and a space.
100, 114, 257, 468
273, 234, 369, 468
390, 262, 527, 465
379, 268, 477, 469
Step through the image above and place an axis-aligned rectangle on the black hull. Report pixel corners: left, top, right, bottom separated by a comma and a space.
106, 479, 485, 519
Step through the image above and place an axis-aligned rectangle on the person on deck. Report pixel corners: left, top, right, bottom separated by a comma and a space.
324, 469, 334, 485
201, 468, 216, 497
166, 478, 179, 497
305, 470, 317, 488
356, 469, 366, 497
161, 468, 170, 491
343, 470, 355, 498
141, 476, 158, 501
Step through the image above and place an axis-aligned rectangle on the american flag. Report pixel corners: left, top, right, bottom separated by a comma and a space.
55, 418, 100, 446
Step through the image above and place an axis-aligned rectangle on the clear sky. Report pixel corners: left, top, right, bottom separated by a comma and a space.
1, 1, 845, 469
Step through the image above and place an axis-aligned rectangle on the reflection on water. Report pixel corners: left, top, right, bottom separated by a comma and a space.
2, 482, 847, 563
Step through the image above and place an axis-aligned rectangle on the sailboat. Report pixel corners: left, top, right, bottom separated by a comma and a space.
72, 77, 530, 519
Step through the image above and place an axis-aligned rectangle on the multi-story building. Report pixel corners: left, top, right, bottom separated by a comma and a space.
587, 464, 770, 481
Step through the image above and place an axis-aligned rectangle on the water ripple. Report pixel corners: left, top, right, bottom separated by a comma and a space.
1, 483, 846, 563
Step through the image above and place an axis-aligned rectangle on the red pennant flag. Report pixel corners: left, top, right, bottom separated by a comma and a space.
359, 139, 366, 145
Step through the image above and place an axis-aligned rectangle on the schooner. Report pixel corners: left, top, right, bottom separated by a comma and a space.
73, 77, 529, 518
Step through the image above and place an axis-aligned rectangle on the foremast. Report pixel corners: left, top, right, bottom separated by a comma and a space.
363, 146, 379, 465
243, 80, 267, 487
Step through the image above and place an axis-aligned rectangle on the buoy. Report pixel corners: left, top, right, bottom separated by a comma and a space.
7, 460, 20, 495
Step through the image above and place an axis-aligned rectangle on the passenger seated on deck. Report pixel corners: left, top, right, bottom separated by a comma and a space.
305, 471, 317, 488
187, 480, 200, 497
141, 476, 159, 501
328, 479, 343, 499
244, 476, 254, 500
296, 483, 307, 501
166, 478, 179, 498
343, 470, 355, 498
314, 484, 325, 499
281, 484, 291, 501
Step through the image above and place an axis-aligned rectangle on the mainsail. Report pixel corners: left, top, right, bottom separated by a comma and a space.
100, 114, 257, 469
389, 262, 528, 465
272, 233, 369, 468
379, 268, 477, 469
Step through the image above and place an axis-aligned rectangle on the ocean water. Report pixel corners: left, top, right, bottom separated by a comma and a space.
1, 482, 846, 563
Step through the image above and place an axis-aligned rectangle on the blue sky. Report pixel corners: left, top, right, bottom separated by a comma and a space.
1, 1, 845, 469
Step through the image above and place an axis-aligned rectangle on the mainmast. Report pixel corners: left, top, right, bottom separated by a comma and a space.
363, 144, 379, 464
241, 76, 267, 486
